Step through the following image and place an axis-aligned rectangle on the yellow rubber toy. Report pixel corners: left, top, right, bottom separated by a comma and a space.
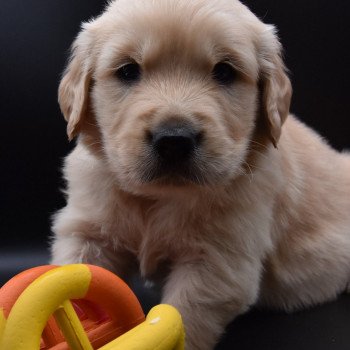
0, 264, 185, 350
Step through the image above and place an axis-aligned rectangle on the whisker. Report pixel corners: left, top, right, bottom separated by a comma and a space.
241, 161, 254, 183
250, 140, 270, 152
247, 147, 270, 161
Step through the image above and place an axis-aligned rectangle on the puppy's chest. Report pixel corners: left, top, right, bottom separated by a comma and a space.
116, 202, 204, 277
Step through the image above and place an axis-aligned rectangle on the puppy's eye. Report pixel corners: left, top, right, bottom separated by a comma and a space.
212, 62, 236, 85
116, 63, 141, 83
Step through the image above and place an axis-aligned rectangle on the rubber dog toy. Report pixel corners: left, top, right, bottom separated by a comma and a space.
0, 264, 184, 350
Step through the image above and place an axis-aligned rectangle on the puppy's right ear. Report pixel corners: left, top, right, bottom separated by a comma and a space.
59, 27, 93, 141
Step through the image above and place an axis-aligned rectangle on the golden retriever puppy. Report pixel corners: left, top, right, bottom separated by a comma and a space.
51, 0, 350, 348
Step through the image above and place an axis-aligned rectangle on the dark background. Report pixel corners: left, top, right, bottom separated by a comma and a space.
1, 0, 349, 249
1, 1, 349, 349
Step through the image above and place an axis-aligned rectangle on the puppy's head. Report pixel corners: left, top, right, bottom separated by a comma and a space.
59, 0, 291, 195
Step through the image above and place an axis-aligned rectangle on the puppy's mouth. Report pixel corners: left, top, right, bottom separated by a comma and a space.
142, 159, 205, 186
140, 121, 206, 186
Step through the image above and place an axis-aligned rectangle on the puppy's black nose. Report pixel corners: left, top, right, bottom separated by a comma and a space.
151, 124, 200, 163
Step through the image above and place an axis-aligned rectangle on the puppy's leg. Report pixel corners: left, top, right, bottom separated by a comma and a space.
51, 235, 134, 280
260, 228, 350, 311
51, 214, 134, 281
162, 256, 262, 350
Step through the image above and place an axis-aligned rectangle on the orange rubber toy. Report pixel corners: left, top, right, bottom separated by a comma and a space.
0, 264, 184, 350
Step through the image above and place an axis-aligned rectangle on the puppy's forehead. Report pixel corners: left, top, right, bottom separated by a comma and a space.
95, 0, 263, 79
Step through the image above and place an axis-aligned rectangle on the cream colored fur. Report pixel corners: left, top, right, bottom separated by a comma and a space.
51, 1, 350, 349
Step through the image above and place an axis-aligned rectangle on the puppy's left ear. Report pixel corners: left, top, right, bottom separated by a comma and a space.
258, 25, 292, 147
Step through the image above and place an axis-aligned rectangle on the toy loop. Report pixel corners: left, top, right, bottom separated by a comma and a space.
0, 264, 185, 350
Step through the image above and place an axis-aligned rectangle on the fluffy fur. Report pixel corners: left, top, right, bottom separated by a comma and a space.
51, 0, 350, 349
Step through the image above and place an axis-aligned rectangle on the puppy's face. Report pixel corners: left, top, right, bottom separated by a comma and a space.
59, 0, 291, 195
